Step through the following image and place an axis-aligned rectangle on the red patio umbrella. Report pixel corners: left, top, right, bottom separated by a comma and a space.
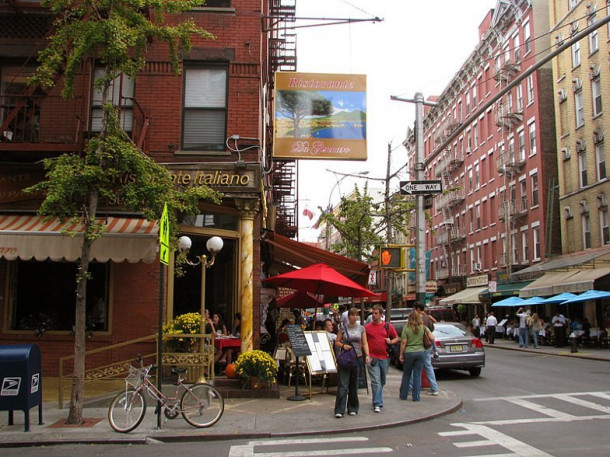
276, 291, 324, 309
263, 263, 378, 298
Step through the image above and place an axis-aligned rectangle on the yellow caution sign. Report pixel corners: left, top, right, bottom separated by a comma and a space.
159, 203, 170, 265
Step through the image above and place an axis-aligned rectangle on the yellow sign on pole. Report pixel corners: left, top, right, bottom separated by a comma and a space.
159, 203, 170, 265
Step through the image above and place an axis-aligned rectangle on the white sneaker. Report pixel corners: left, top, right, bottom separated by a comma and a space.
335, 413, 343, 418
348, 411, 357, 416
428, 390, 439, 396
373, 406, 381, 413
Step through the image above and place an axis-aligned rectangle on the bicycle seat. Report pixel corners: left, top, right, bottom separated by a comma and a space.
171, 367, 187, 375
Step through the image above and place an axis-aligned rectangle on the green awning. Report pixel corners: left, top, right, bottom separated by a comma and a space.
479, 281, 533, 301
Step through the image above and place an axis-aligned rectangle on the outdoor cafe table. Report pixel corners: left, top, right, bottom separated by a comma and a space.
215, 336, 241, 350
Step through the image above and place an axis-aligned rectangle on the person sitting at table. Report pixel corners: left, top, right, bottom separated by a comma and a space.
216, 313, 241, 373
213, 313, 229, 373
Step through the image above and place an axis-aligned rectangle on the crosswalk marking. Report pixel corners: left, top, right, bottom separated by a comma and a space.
474, 391, 610, 402
503, 398, 576, 419
229, 436, 392, 457
554, 393, 610, 413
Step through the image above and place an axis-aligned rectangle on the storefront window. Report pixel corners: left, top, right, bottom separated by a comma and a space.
8, 260, 109, 332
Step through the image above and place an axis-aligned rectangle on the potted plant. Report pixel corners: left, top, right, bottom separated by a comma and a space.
234, 350, 278, 389
162, 312, 201, 352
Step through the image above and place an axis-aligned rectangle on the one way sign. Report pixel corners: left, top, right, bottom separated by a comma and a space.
399, 180, 443, 195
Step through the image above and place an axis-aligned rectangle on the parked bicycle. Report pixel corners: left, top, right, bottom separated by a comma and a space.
108, 356, 224, 433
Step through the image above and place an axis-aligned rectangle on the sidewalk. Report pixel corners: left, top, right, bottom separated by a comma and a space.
0, 370, 462, 447
484, 336, 610, 362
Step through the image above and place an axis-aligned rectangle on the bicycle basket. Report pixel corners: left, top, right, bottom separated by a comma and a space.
125, 365, 146, 388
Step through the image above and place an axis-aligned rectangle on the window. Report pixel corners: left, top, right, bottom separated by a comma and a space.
569, 0, 578, 9
520, 179, 527, 211
522, 231, 529, 264
578, 149, 588, 187
202, 0, 231, 6
91, 69, 134, 133
508, 137, 515, 160
511, 233, 519, 264
472, 84, 477, 107
582, 213, 591, 249
469, 207, 474, 233
575, 90, 584, 128
592, 77, 602, 116
182, 66, 228, 150
476, 204, 481, 230
1, 66, 44, 142
526, 75, 534, 104
531, 173, 539, 207
523, 21, 531, 55
468, 168, 473, 192
516, 84, 523, 112
571, 42, 581, 68
518, 129, 526, 161
8, 260, 109, 331
475, 163, 480, 189
528, 121, 536, 155
533, 226, 541, 260
466, 90, 471, 115
601, 209, 610, 245
473, 122, 479, 148
596, 143, 606, 180
513, 33, 521, 62
588, 16, 598, 54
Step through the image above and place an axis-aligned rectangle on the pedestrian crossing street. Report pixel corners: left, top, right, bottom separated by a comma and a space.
439, 391, 610, 456
228, 436, 392, 457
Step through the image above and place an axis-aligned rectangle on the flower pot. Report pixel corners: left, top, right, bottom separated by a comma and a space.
250, 376, 261, 389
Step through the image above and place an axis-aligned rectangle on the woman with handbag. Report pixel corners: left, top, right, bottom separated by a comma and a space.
334, 307, 370, 418
399, 310, 435, 402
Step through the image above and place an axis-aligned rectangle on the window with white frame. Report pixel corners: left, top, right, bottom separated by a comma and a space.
601, 208, 610, 245
588, 15, 598, 54
513, 33, 521, 62
520, 179, 527, 211
466, 90, 471, 114
518, 129, 526, 161
571, 41, 581, 67
472, 83, 477, 107
526, 75, 534, 104
511, 232, 519, 264
523, 21, 531, 55
528, 121, 536, 155
596, 142, 606, 180
516, 84, 523, 112
469, 207, 474, 233
533, 225, 541, 260
468, 168, 473, 192
473, 122, 479, 148
569, 0, 578, 9
182, 65, 227, 150
531, 172, 539, 207
521, 230, 529, 264
508, 137, 515, 159
476, 204, 481, 230
475, 162, 480, 189
91, 69, 134, 133
582, 212, 592, 249
575, 90, 585, 127
592, 77, 602, 116
578, 149, 588, 187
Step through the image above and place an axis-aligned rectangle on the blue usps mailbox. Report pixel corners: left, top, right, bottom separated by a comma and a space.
0, 344, 43, 431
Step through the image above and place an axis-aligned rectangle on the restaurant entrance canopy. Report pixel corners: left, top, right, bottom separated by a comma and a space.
438, 286, 487, 306
0, 214, 158, 263
520, 267, 610, 298
262, 231, 370, 287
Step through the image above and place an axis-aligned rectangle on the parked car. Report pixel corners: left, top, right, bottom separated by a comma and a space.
431, 322, 485, 377
428, 306, 458, 323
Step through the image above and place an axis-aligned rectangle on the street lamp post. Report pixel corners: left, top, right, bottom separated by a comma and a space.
178, 235, 223, 381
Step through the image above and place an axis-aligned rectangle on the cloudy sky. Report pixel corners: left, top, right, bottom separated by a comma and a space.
293, 0, 497, 241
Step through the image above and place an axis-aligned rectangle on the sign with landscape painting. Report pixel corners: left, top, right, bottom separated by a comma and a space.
273, 72, 367, 160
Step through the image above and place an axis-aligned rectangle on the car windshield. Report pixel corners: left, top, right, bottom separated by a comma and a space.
434, 325, 467, 338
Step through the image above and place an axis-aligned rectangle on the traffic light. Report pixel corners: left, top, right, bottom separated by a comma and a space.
379, 247, 404, 269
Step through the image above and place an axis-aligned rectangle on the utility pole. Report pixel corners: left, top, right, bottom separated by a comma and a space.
390, 93, 437, 305
384, 142, 393, 321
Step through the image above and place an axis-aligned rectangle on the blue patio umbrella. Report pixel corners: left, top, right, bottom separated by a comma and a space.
543, 292, 578, 304
519, 296, 547, 306
559, 289, 610, 304
491, 296, 525, 307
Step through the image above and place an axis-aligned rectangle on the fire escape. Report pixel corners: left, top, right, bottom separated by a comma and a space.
265, 0, 298, 238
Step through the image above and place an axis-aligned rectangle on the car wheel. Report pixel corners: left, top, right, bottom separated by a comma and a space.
468, 367, 482, 377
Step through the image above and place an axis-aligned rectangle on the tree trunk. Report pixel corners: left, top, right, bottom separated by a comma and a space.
66, 189, 98, 424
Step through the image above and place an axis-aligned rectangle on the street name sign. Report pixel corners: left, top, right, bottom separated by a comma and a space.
399, 180, 443, 195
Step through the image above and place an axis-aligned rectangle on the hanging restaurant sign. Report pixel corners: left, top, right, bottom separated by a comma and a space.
273, 72, 367, 161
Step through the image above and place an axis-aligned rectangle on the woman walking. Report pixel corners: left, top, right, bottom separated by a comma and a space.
530, 313, 543, 349
334, 308, 369, 418
399, 311, 434, 402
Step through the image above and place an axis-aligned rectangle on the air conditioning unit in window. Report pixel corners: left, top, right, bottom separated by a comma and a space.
589, 64, 601, 80
593, 129, 604, 144
557, 88, 567, 103
561, 147, 572, 161
576, 138, 586, 153
564, 206, 574, 219
472, 262, 481, 271
597, 193, 608, 208
572, 78, 583, 92
580, 200, 589, 214
570, 21, 580, 36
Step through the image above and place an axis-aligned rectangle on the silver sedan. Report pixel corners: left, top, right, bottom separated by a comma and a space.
432, 322, 485, 377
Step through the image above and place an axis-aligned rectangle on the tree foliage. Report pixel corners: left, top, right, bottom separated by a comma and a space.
276, 90, 333, 137
25, 0, 217, 425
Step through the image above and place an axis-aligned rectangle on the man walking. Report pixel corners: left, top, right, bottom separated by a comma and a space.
552, 311, 567, 347
365, 305, 399, 413
486, 311, 498, 344
516, 307, 530, 348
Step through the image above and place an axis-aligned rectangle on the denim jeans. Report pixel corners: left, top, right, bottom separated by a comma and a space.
408, 347, 439, 393
518, 327, 529, 347
334, 363, 359, 415
532, 330, 540, 348
366, 357, 390, 408
399, 351, 426, 401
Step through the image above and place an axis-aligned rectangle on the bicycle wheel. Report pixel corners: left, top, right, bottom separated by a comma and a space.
180, 383, 224, 428
108, 388, 146, 433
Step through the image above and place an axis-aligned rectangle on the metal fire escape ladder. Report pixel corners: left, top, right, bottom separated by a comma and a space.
272, 161, 297, 238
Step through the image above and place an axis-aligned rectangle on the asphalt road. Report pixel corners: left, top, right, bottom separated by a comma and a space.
4, 347, 610, 456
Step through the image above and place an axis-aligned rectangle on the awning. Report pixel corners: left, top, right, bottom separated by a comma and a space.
478, 281, 533, 301
438, 286, 487, 306
520, 267, 610, 298
262, 231, 369, 287
0, 214, 158, 263
513, 247, 610, 277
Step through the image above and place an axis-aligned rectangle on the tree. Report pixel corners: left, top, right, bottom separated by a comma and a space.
276, 90, 333, 138
25, 0, 218, 425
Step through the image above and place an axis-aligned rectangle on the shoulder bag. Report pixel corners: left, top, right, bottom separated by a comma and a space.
337, 324, 359, 369
422, 326, 433, 350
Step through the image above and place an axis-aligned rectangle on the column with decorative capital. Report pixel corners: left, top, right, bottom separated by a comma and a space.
235, 198, 259, 353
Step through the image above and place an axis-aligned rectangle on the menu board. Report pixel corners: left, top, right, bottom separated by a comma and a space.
286, 325, 311, 357
304, 331, 337, 375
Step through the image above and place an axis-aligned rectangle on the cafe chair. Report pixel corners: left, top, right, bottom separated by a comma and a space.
285, 346, 308, 388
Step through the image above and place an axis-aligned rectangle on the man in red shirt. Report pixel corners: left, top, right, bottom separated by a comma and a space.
365, 304, 399, 413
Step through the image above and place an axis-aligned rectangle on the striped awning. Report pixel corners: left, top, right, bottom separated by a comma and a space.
0, 214, 158, 263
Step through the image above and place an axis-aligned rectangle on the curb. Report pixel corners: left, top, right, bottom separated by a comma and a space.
485, 343, 610, 362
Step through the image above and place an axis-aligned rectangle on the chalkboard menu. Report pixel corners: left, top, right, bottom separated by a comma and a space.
286, 325, 311, 357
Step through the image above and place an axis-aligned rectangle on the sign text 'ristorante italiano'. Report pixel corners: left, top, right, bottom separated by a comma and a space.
273, 72, 367, 161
